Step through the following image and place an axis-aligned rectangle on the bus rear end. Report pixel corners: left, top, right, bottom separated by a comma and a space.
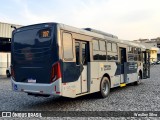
11, 23, 62, 97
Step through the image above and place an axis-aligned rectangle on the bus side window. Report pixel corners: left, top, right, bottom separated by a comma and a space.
82, 43, 87, 65
107, 42, 112, 60
107, 42, 112, 52
107, 42, 118, 60
75, 42, 80, 65
93, 40, 99, 60
62, 33, 74, 61
134, 48, 138, 61
99, 40, 107, 60
112, 43, 117, 53
128, 46, 137, 62
138, 49, 142, 61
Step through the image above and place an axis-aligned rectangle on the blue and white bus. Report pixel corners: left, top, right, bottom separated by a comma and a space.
11, 23, 150, 98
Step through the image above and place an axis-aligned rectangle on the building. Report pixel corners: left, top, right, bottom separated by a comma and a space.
134, 39, 159, 62
0, 22, 22, 76
150, 38, 160, 60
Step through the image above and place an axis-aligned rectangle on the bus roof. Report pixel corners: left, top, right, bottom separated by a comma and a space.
58, 23, 146, 49
14, 22, 146, 49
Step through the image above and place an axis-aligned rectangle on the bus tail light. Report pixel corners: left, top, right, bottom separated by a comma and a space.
50, 62, 62, 83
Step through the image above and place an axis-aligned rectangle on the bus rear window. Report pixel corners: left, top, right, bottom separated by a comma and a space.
13, 28, 52, 50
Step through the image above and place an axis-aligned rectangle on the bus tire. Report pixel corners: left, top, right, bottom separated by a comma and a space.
134, 72, 142, 85
6, 70, 11, 78
98, 77, 110, 98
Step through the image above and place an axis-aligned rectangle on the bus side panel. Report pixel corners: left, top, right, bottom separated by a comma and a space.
123, 61, 144, 84
61, 62, 81, 83
90, 62, 121, 93
90, 62, 100, 93
61, 62, 82, 98
61, 81, 77, 98
99, 62, 121, 88
127, 73, 138, 83
125, 62, 138, 83
127, 61, 143, 83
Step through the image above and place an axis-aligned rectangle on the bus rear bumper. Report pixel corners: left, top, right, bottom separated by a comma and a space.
11, 78, 62, 96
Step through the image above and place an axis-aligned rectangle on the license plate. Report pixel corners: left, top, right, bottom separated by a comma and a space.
28, 78, 36, 83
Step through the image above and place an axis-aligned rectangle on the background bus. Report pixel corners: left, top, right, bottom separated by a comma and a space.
11, 23, 150, 98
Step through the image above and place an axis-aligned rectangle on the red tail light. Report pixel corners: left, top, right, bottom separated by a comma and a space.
11, 66, 15, 79
50, 62, 62, 83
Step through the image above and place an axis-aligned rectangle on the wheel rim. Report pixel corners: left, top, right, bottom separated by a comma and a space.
102, 81, 108, 95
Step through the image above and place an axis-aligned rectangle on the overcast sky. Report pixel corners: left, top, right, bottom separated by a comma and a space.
0, 0, 159, 40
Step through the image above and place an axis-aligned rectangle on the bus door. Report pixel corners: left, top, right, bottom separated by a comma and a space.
143, 50, 150, 79
120, 47, 127, 83
75, 41, 89, 94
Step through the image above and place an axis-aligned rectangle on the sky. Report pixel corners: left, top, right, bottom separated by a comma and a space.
0, 0, 159, 40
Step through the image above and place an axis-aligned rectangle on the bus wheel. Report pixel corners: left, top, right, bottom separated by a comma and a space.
6, 70, 11, 78
134, 72, 142, 85
98, 77, 110, 98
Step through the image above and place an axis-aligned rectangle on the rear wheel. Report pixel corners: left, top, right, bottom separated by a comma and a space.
6, 70, 11, 78
98, 77, 110, 98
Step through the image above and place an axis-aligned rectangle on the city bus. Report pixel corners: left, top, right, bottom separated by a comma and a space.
11, 23, 150, 98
